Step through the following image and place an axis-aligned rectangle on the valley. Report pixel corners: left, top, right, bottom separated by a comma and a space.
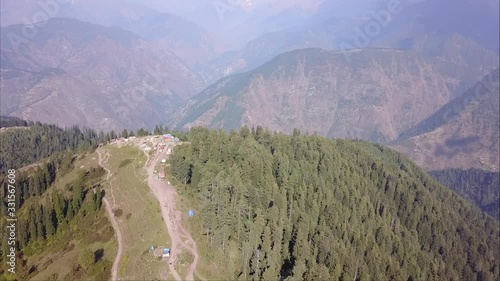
1, 1, 499, 280
1, 18, 204, 132
393, 68, 500, 171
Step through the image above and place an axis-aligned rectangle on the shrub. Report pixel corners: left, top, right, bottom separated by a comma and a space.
113, 208, 123, 217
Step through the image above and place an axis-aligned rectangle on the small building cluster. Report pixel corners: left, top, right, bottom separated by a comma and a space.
152, 246, 171, 260
163, 134, 180, 143
140, 143, 152, 152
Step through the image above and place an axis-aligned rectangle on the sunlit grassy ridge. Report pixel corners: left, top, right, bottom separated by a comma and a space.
100, 145, 172, 280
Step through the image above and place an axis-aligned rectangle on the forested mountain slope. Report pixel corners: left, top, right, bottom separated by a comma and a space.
0, 122, 113, 174
169, 127, 500, 281
430, 169, 499, 219
0, 147, 113, 280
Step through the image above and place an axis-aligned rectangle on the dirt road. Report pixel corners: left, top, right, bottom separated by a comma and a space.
97, 148, 123, 281
146, 150, 200, 281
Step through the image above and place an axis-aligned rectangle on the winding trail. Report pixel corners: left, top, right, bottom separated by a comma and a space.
97, 148, 123, 281
145, 149, 200, 281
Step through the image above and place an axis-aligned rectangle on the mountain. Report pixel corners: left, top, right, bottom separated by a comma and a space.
0, 0, 160, 28
0, 127, 114, 280
392, 69, 500, 171
0, 120, 106, 174
170, 48, 497, 142
371, 0, 500, 54
429, 168, 499, 219
206, 29, 499, 86
0, 0, 324, 66
168, 127, 500, 280
0, 18, 203, 131
204, 0, 499, 82
0, 0, 227, 66
202, 17, 364, 83
1, 118, 499, 280
125, 13, 225, 66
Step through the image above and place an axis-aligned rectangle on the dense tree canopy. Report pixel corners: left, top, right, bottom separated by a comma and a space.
1, 120, 498, 280
170, 126, 500, 281
0, 118, 190, 175
0, 124, 106, 174
0, 116, 32, 128
430, 168, 499, 219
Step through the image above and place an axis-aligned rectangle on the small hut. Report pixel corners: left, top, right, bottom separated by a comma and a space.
163, 248, 170, 259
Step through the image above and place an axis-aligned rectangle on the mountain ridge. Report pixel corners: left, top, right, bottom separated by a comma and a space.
171, 47, 497, 142
392, 68, 500, 171
0, 18, 204, 131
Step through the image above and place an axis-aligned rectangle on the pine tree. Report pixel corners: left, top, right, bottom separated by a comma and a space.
44, 205, 56, 237
35, 204, 44, 239
28, 207, 37, 240
72, 184, 83, 212
153, 125, 161, 135
94, 186, 102, 211
137, 128, 149, 137
53, 192, 65, 225
240, 126, 251, 139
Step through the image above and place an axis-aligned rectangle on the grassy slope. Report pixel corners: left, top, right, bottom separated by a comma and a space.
2, 142, 180, 281
100, 144, 172, 280
2, 152, 117, 281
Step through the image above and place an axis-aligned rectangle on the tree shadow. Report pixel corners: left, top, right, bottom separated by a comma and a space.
94, 248, 105, 262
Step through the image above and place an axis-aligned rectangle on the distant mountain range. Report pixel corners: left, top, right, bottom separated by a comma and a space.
124, 13, 224, 65
170, 48, 497, 141
0, 0, 498, 171
202, 0, 500, 83
0, 18, 203, 131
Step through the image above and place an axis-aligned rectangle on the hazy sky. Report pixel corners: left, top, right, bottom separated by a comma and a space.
1, 0, 429, 32
1, 0, 497, 52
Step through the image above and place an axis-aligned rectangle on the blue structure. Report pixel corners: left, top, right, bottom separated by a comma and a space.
151, 246, 155, 251
188, 210, 195, 217
163, 248, 171, 257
